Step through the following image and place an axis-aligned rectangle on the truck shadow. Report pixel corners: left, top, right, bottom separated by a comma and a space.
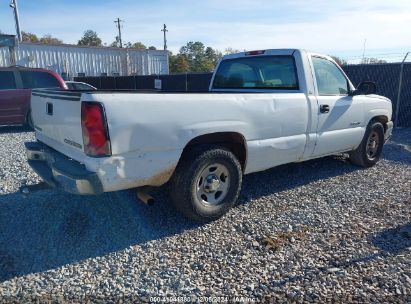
0, 189, 200, 282
239, 155, 355, 204
238, 133, 411, 206
370, 222, 411, 255
0, 125, 33, 134
0, 133, 408, 282
383, 141, 411, 165
0, 155, 357, 282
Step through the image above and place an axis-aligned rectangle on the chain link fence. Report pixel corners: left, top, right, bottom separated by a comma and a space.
343, 63, 411, 127
75, 73, 212, 92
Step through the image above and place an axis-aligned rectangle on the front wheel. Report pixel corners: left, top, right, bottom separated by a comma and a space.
349, 121, 385, 167
170, 146, 242, 222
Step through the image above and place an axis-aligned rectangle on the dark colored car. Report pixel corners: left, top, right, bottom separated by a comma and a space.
0, 66, 67, 128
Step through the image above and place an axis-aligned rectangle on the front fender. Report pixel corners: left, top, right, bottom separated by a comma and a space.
365, 109, 391, 125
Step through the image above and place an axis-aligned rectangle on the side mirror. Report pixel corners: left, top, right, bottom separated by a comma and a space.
350, 81, 377, 96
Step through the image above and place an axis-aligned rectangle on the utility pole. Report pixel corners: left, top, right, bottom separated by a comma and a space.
114, 18, 124, 48
10, 0, 22, 42
161, 24, 168, 51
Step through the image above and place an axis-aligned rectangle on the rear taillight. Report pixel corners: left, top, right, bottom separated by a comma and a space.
81, 102, 111, 157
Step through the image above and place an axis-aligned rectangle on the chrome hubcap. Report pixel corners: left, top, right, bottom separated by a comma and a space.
196, 163, 229, 206
366, 131, 380, 160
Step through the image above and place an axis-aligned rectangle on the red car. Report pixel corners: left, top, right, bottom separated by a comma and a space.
0, 66, 67, 128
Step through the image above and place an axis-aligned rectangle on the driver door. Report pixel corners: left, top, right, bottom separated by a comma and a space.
310, 56, 364, 157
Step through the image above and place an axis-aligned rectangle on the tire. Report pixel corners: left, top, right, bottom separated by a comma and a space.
170, 145, 242, 222
26, 111, 34, 130
349, 121, 385, 168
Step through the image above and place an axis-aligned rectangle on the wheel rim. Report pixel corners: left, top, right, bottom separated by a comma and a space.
366, 130, 380, 160
196, 163, 230, 206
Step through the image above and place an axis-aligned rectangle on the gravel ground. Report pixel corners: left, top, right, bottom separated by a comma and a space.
0, 126, 410, 303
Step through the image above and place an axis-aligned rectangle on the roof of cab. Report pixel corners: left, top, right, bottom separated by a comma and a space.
222, 49, 299, 60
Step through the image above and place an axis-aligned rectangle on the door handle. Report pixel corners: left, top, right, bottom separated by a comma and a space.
320, 104, 330, 113
46, 102, 53, 115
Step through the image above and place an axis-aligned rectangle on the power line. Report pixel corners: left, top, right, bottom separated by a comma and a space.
114, 18, 124, 48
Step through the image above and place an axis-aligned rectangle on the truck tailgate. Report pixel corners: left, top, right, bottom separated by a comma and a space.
31, 89, 85, 161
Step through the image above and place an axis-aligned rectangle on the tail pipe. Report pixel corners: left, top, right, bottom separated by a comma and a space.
137, 191, 155, 206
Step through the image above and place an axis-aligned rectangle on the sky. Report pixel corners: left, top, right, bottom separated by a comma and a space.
1, 0, 411, 62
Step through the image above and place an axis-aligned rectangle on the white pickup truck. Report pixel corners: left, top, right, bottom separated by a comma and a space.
26, 49, 393, 221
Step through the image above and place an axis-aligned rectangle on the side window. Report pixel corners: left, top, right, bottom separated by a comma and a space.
312, 57, 349, 95
21, 71, 60, 89
0, 71, 17, 90
213, 56, 298, 90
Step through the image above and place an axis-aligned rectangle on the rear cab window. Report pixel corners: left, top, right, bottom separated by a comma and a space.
212, 55, 299, 90
0, 71, 17, 90
20, 71, 61, 89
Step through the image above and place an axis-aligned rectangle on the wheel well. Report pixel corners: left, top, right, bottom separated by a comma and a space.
183, 132, 247, 170
370, 115, 388, 131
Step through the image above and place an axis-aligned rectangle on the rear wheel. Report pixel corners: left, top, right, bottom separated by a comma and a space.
170, 146, 242, 222
349, 121, 384, 167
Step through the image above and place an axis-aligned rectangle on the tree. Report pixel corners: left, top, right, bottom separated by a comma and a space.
21, 31, 63, 44
178, 41, 220, 72
330, 55, 347, 66
124, 42, 147, 49
78, 30, 102, 46
22, 31, 39, 43
110, 36, 121, 48
129, 42, 147, 50
119, 41, 154, 50
225, 47, 240, 55
169, 54, 190, 73
179, 41, 205, 61
361, 57, 387, 64
39, 34, 63, 44
207, 47, 222, 63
